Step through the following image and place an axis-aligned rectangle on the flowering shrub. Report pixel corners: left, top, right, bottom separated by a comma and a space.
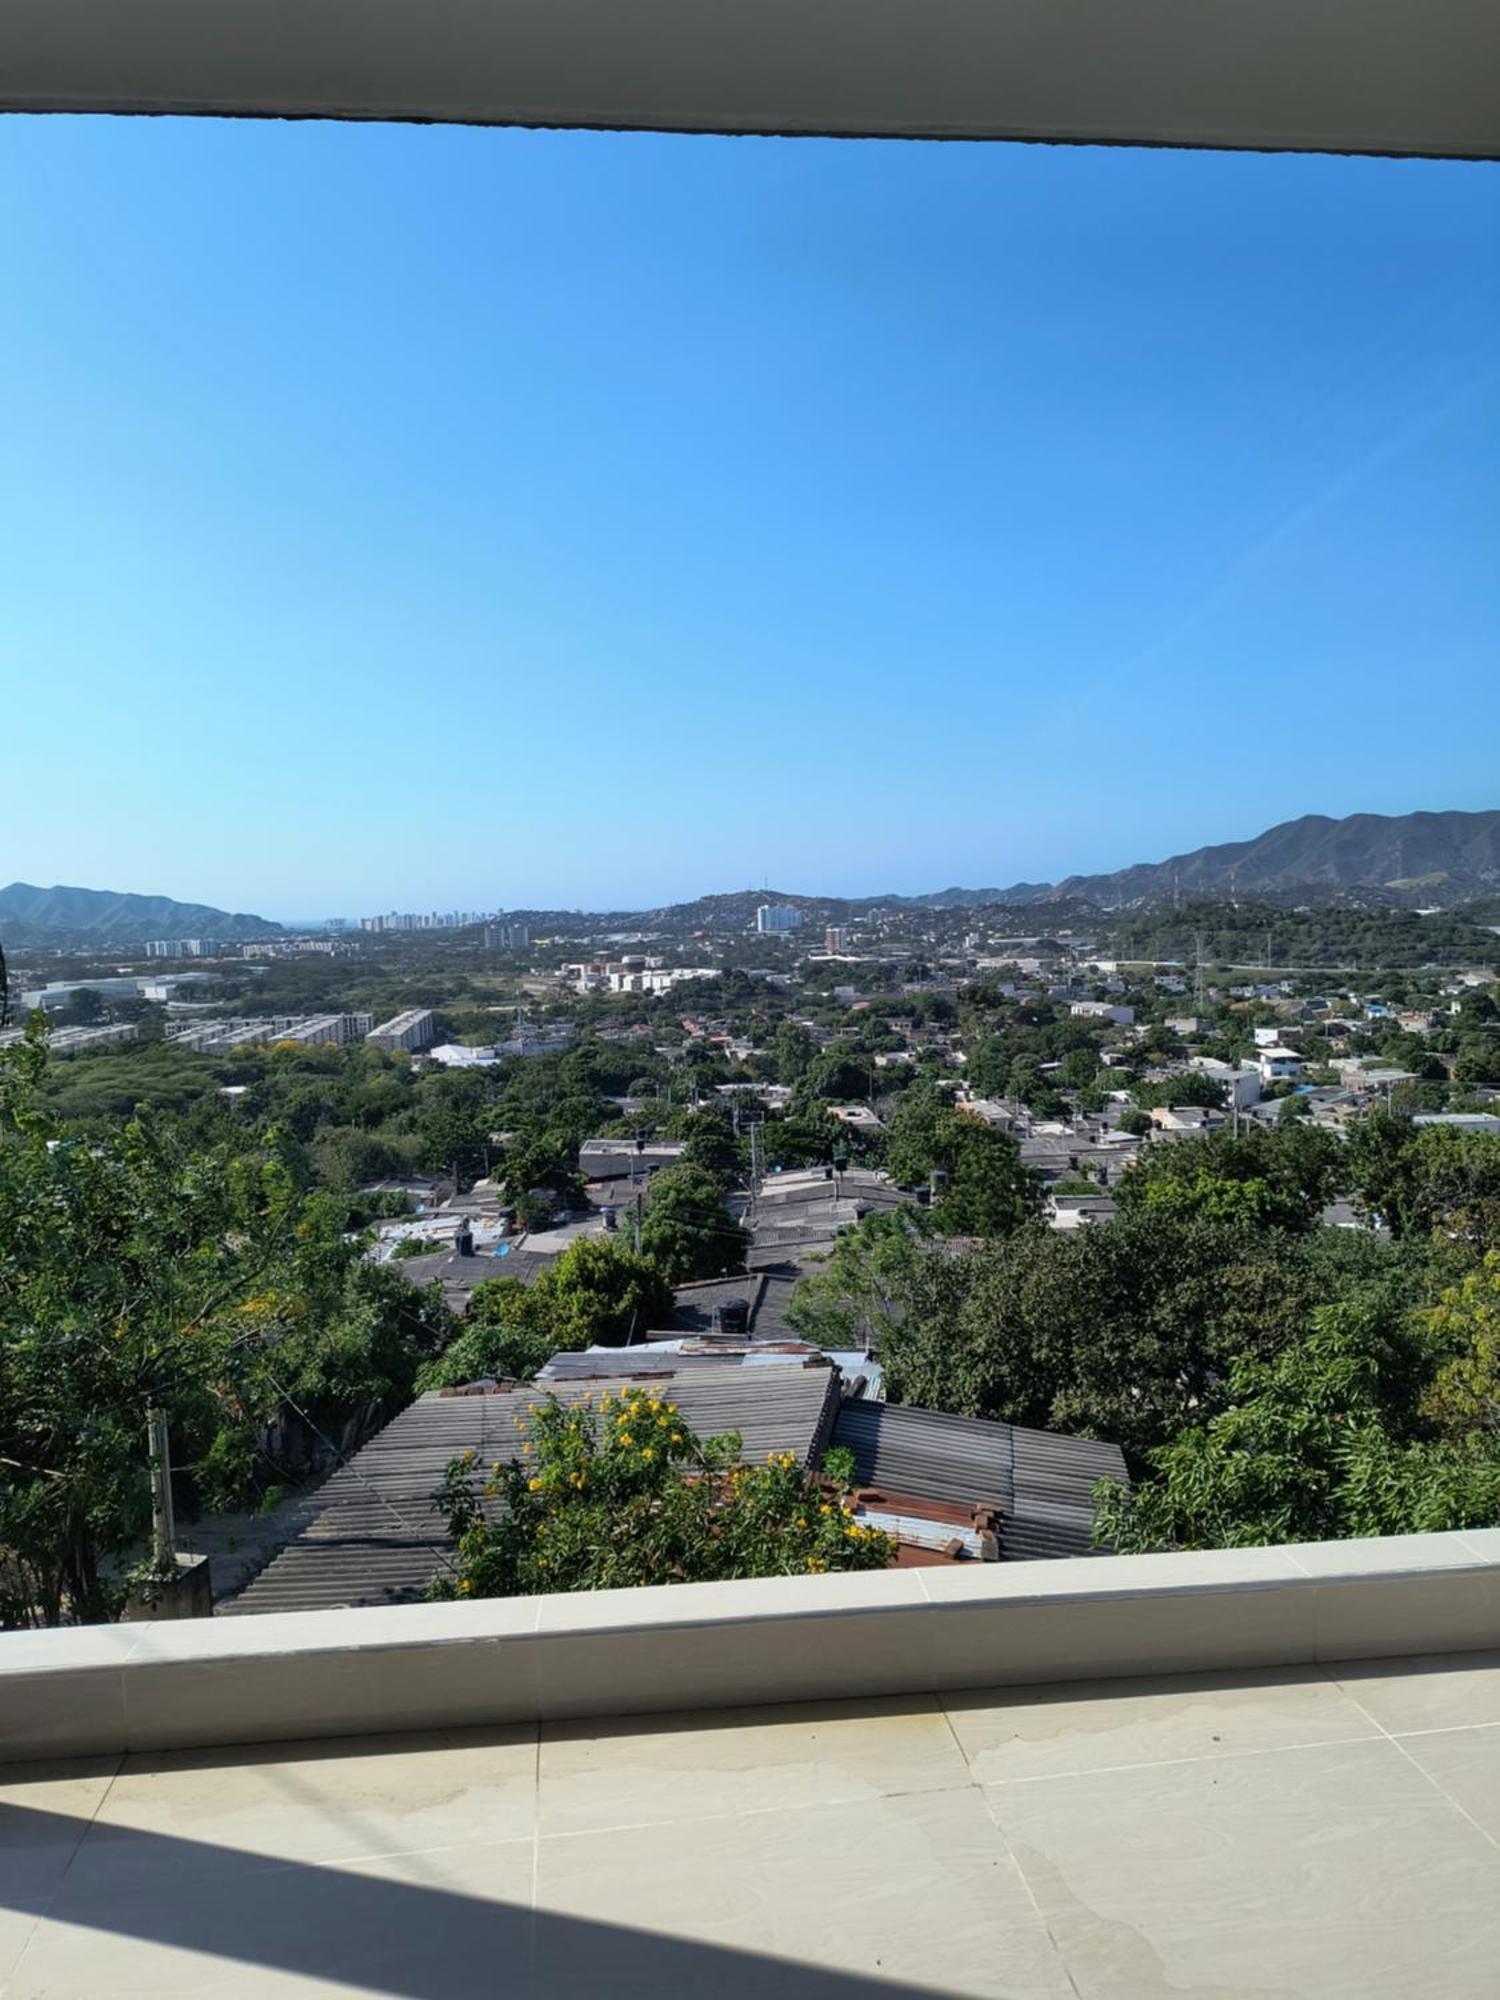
430, 1389, 893, 1598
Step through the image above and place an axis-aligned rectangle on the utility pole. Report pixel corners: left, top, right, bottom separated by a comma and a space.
747, 1117, 762, 1228
147, 1406, 175, 1577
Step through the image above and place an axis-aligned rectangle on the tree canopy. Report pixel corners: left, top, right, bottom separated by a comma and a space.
431, 1388, 892, 1597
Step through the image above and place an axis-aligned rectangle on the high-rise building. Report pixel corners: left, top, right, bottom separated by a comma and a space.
484, 920, 531, 952
756, 904, 804, 934
825, 926, 849, 953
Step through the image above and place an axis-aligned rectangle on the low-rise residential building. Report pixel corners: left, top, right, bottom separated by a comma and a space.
1335, 1060, 1419, 1094
1257, 1046, 1304, 1083
1188, 1057, 1263, 1109
367, 1008, 438, 1054
281, 1013, 373, 1047
0, 1020, 141, 1057
1150, 1105, 1223, 1135
828, 1104, 884, 1133
1048, 1192, 1118, 1231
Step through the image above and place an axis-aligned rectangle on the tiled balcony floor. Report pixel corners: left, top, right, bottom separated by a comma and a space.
4, 1651, 1500, 1997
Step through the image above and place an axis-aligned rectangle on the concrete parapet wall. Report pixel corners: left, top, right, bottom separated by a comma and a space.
6, 1530, 1500, 1764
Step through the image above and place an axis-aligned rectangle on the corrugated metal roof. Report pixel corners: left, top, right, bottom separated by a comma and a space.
831, 1401, 1125, 1562
667, 1270, 802, 1342
222, 1366, 841, 1618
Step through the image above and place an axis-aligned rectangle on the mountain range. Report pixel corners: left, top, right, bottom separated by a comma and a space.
5, 812, 1498, 944
623, 811, 1500, 928
965, 810, 1500, 910
0, 883, 283, 945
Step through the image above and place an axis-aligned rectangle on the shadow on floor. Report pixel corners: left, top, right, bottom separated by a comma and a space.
1, 1798, 956, 1998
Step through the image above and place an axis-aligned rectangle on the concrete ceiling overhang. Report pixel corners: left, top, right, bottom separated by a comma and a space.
2, 0, 1498, 159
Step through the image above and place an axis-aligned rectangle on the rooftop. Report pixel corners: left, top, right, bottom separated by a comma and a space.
222, 1367, 842, 1616
7, 1645, 1500, 1996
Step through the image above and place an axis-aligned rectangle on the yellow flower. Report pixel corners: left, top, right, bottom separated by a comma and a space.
458, 1577, 476, 1594
658, 1414, 670, 1428
620, 1432, 632, 1445
641, 1447, 655, 1462
819, 1503, 833, 1516
527, 1476, 543, 1492
671, 1432, 683, 1444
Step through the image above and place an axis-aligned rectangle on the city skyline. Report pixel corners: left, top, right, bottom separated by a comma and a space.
2, 119, 1497, 912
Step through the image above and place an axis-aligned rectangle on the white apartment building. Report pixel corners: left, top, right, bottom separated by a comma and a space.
1258, 1046, 1304, 1082
756, 904, 804, 934
367, 1008, 438, 1054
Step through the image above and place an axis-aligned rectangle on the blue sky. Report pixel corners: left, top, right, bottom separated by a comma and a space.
1, 118, 1496, 919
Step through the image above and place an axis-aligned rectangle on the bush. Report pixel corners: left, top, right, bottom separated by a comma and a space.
430, 1388, 893, 1597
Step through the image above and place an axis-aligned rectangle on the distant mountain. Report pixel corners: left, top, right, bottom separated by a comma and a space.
0, 882, 283, 945
1016, 811, 1500, 910
494, 815, 1500, 936
876, 883, 1054, 910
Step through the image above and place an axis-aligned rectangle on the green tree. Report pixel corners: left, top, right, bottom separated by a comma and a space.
0, 1030, 304, 1624
1117, 1125, 1341, 1233
1095, 1303, 1500, 1552
786, 1209, 934, 1352
430, 1386, 892, 1597
885, 1089, 1039, 1236
503, 1137, 585, 1230
640, 1163, 749, 1282
544, 1236, 674, 1348
679, 1107, 744, 1182
416, 1238, 674, 1388
1421, 1253, 1500, 1439
878, 1211, 1332, 1460
414, 1279, 560, 1389
1346, 1118, 1500, 1251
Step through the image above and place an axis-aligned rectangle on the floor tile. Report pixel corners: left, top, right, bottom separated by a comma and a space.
540, 1694, 967, 1836
1327, 1650, 1500, 1734
0, 1757, 120, 1986
536, 1784, 1071, 1997
1397, 1723, 1500, 1844
987, 1736, 1500, 1999
944, 1667, 1376, 1785
5, 1833, 537, 1998
61, 1726, 536, 1897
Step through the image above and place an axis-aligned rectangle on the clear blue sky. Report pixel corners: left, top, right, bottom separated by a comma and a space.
1, 118, 1496, 918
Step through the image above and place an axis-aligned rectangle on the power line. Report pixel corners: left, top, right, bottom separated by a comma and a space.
254, 1367, 464, 1585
